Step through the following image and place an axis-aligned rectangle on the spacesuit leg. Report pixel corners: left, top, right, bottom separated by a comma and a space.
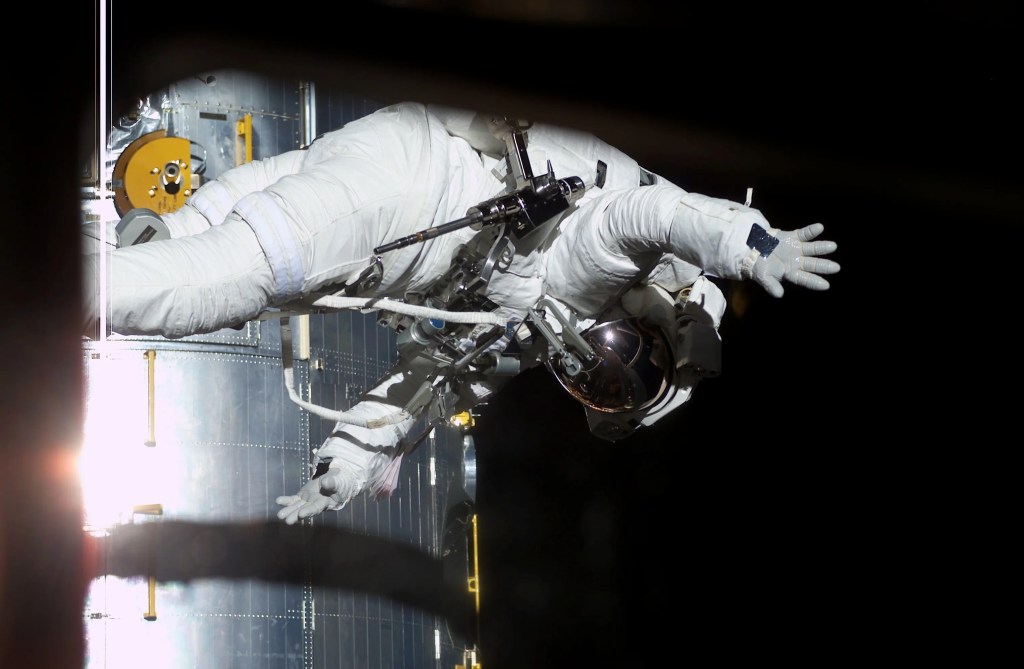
83, 218, 276, 338
162, 148, 311, 237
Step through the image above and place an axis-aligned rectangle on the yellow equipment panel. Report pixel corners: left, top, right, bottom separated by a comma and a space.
112, 130, 193, 216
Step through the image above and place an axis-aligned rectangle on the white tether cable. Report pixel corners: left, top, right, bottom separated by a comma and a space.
309, 295, 507, 326
280, 298, 508, 427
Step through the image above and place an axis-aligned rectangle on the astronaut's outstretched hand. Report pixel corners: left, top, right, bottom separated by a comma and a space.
275, 466, 354, 525
748, 223, 840, 298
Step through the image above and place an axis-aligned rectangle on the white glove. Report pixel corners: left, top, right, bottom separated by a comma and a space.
745, 223, 840, 298
275, 463, 358, 525
275, 428, 398, 524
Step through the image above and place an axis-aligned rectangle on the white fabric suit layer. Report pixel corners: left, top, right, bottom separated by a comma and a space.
83, 101, 771, 510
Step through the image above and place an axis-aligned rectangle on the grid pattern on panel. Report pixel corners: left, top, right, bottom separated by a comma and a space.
82, 340, 311, 669
166, 348, 309, 669
313, 591, 453, 669
84, 83, 403, 669
295, 356, 316, 669
316, 92, 385, 135
303, 89, 466, 667
145, 349, 302, 523
152, 580, 306, 669
84, 577, 303, 669
297, 89, 400, 667
303, 308, 470, 667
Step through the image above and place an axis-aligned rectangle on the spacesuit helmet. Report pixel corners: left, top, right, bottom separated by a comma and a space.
549, 317, 673, 414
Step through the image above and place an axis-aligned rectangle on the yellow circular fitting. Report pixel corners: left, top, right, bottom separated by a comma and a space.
112, 130, 192, 216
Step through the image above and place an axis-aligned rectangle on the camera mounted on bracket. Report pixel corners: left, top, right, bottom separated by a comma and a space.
372, 116, 588, 256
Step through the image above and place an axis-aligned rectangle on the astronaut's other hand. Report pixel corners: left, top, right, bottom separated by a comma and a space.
275, 468, 351, 525
749, 223, 840, 298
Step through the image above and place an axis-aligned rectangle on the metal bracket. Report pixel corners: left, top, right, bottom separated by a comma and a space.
526, 306, 586, 377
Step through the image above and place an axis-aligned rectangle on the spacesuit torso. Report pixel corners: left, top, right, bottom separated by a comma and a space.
88, 102, 748, 505
335, 105, 728, 444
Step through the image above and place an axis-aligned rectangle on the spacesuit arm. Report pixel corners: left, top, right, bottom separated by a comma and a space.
275, 399, 415, 525
545, 183, 838, 315
625, 186, 840, 295
275, 367, 417, 524
602, 184, 828, 281
274, 325, 516, 524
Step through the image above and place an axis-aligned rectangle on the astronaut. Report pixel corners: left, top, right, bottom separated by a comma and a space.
82, 101, 839, 524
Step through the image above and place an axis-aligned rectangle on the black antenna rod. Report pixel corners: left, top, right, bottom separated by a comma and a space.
373, 213, 482, 255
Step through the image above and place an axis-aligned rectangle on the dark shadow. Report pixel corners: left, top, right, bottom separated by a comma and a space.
93, 520, 476, 642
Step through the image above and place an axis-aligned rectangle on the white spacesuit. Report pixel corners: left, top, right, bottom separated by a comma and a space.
82, 101, 839, 524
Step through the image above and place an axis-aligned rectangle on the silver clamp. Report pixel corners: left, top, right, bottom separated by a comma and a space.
343, 256, 384, 296
526, 299, 595, 377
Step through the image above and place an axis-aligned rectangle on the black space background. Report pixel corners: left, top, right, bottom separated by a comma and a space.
1, 2, 1019, 667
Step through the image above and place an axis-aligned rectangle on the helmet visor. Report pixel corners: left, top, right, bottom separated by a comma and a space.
552, 318, 672, 413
